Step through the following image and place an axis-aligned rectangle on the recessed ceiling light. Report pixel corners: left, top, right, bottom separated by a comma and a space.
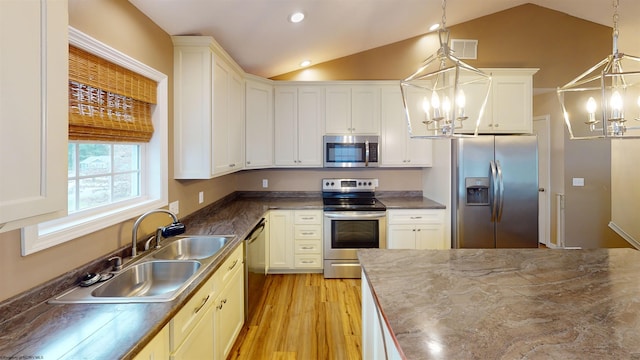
429, 23, 440, 31
300, 60, 311, 67
289, 12, 305, 23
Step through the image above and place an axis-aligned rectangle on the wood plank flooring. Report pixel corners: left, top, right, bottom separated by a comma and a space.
228, 274, 362, 360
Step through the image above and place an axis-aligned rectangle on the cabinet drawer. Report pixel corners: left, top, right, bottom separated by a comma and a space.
294, 210, 322, 225
170, 273, 216, 351
387, 210, 444, 225
294, 224, 322, 240
294, 240, 322, 254
217, 244, 244, 287
294, 254, 323, 268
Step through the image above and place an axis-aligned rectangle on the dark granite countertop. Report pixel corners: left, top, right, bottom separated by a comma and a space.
0, 192, 440, 359
359, 248, 640, 359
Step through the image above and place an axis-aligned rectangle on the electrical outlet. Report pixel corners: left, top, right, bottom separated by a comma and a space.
169, 201, 179, 214
572, 178, 585, 187
198, 191, 204, 204
262, 179, 268, 188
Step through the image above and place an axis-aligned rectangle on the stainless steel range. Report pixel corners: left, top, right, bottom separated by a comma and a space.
322, 178, 386, 278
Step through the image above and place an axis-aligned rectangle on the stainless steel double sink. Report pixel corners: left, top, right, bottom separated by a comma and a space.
49, 235, 235, 304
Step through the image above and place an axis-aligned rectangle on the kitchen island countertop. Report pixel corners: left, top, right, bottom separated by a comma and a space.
359, 248, 640, 359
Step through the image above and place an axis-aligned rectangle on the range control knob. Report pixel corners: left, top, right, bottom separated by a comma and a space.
368, 181, 372, 186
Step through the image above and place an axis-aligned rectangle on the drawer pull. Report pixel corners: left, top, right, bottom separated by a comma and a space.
194, 294, 210, 314
410, 216, 423, 219
228, 259, 238, 271
301, 260, 314, 264
300, 216, 315, 220
301, 246, 314, 250
300, 232, 315, 236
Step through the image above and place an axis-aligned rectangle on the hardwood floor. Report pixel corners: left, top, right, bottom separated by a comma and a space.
228, 274, 362, 360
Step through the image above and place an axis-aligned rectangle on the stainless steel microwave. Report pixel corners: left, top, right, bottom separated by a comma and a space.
323, 135, 379, 168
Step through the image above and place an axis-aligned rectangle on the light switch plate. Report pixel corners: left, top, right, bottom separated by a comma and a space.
198, 191, 204, 204
169, 201, 179, 214
572, 178, 585, 187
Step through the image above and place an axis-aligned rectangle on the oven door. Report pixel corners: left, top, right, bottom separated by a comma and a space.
323, 211, 387, 260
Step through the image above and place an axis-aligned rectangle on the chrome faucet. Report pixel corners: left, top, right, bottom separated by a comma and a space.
131, 209, 180, 258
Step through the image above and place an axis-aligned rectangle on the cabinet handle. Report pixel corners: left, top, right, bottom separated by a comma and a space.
247, 161, 251, 165
301, 260, 314, 264
495, 123, 500, 127
410, 216, 422, 219
194, 294, 210, 314
300, 217, 314, 220
217, 298, 228, 310
301, 246, 314, 250
228, 259, 238, 271
300, 232, 315, 235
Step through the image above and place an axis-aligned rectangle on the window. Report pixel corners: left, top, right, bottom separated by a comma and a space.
21, 27, 168, 255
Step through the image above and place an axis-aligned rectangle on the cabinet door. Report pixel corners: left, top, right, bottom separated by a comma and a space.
269, 210, 294, 269
173, 40, 214, 179
171, 306, 214, 360
416, 224, 446, 250
387, 225, 417, 249
325, 86, 351, 134
215, 266, 245, 360
228, 72, 245, 170
491, 75, 533, 133
274, 87, 298, 166
213, 58, 232, 175
0, 0, 68, 230
351, 86, 380, 134
135, 325, 170, 360
245, 79, 274, 168
296, 87, 324, 166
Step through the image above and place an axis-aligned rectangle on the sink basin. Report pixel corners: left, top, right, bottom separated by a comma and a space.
91, 260, 201, 298
152, 236, 233, 260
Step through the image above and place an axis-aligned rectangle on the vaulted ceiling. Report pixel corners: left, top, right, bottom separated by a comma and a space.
128, 0, 640, 78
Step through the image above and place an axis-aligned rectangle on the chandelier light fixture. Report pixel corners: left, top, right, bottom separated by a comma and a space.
557, 0, 640, 139
400, 0, 491, 138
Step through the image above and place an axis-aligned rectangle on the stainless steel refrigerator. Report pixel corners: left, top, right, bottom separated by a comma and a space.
452, 135, 539, 248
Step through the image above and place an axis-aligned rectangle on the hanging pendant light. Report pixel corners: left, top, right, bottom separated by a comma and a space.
401, 0, 491, 138
557, 0, 640, 139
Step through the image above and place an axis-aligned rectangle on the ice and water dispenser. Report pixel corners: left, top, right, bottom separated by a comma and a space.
465, 177, 490, 205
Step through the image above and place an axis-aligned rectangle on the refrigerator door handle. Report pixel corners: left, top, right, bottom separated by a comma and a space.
489, 160, 499, 222
496, 160, 505, 221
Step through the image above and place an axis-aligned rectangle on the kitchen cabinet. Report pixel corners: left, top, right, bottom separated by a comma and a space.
269, 210, 323, 271
380, 86, 433, 167
325, 85, 380, 135
457, 68, 538, 134
387, 210, 447, 249
274, 86, 324, 167
173, 36, 245, 179
0, 0, 68, 232
169, 244, 244, 360
361, 271, 402, 360
245, 77, 274, 168
133, 325, 170, 360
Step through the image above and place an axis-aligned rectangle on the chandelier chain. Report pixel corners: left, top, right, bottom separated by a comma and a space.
441, 0, 447, 28
612, 0, 619, 37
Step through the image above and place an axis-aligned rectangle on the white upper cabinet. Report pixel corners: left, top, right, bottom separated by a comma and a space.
245, 77, 274, 169
0, 0, 68, 232
173, 36, 245, 179
457, 68, 538, 134
325, 85, 380, 135
274, 86, 324, 167
381, 85, 433, 167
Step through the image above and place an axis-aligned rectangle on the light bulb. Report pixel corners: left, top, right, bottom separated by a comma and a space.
456, 89, 466, 118
422, 96, 430, 113
586, 97, 597, 114
431, 92, 441, 118
611, 91, 623, 119
442, 96, 451, 120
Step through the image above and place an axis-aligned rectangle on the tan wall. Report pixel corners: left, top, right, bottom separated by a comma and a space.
236, 168, 423, 192
272, 3, 611, 90
0, 0, 238, 302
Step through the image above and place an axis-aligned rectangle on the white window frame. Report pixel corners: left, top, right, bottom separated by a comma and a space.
21, 27, 168, 255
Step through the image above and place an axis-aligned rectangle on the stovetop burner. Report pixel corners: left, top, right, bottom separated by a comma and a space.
322, 178, 386, 211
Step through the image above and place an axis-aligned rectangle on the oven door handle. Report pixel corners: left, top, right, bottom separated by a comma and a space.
324, 212, 386, 219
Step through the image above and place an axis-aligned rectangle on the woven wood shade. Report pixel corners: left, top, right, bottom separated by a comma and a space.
68, 46, 156, 142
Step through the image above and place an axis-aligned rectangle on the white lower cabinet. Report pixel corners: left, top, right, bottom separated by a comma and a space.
387, 210, 447, 249
164, 243, 244, 360
133, 325, 170, 360
362, 271, 402, 360
269, 210, 323, 272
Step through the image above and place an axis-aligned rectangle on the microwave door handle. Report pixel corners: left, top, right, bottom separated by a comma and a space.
365, 140, 369, 167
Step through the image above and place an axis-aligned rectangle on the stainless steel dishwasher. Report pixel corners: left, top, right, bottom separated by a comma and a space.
244, 217, 267, 322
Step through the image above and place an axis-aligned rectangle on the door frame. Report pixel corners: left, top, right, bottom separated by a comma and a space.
533, 115, 551, 247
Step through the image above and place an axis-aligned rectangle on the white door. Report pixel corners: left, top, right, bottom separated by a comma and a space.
533, 115, 551, 247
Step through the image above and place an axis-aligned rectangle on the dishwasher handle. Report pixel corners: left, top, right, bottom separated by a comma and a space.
245, 218, 266, 244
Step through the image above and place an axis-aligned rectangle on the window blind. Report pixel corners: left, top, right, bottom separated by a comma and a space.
68, 46, 156, 142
